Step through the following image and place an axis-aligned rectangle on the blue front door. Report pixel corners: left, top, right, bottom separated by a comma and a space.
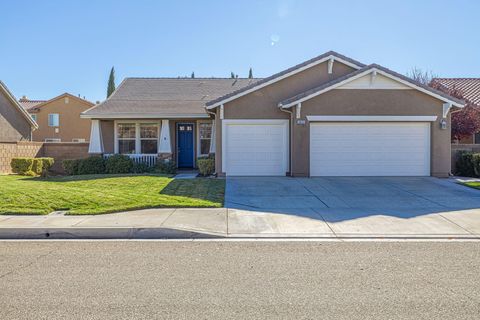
177, 123, 194, 168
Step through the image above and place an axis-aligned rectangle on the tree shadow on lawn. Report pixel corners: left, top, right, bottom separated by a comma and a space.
159, 178, 225, 206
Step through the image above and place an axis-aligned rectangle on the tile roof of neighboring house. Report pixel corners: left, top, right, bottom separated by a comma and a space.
82, 78, 260, 118
431, 78, 480, 107
0, 81, 38, 129
18, 98, 47, 111
279, 64, 465, 108
205, 51, 366, 108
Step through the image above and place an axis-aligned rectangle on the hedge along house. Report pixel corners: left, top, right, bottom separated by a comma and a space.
81, 78, 258, 168
83, 51, 464, 177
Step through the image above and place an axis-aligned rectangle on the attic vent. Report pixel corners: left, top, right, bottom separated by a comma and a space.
65, 97, 69, 104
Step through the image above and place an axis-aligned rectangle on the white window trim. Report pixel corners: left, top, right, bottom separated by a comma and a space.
197, 120, 213, 157
114, 120, 160, 154
30, 114, 37, 122
221, 119, 289, 174
306, 115, 438, 122
48, 113, 60, 127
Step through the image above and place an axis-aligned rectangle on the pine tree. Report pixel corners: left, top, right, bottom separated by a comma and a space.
107, 67, 116, 97
230, 72, 235, 79
191, 72, 195, 78
248, 68, 253, 79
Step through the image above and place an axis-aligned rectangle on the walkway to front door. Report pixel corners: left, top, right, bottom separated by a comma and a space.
177, 123, 194, 168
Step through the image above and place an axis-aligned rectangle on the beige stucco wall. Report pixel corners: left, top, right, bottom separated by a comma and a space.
214, 60, 452, 177
293, 89, 450, 177
216, 60, 356, 174
31, 96, 93, 142
0, 90, 32, 141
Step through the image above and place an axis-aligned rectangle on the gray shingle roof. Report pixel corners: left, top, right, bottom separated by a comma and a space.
83, 78, 259, 117
279, 64, 465, 108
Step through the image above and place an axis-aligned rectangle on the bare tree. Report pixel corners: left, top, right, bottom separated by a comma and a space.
406, 67, 437, 85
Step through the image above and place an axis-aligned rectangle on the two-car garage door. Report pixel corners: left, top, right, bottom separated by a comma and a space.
310, 122, 431, 176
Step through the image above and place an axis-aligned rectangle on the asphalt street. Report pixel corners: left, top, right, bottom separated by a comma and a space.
0, 241, 479, 319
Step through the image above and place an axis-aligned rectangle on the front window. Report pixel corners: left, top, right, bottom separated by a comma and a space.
199, 122, 212, 155
140, 123, 158, 154
30, 114, 37, 122
117, 123, 136, 154
48, 114, 59, 127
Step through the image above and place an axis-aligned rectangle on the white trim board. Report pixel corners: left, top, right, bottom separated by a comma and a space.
206, 55, 362, 109
306, 116, 438, 122
280, 68, 465, 109
81, 113, 210, 119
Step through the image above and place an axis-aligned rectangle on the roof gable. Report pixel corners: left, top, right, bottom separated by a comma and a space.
205, 51, 365, 109
279, 64, 465, 109
0, 81, 38, 129
31, 93, 94, 111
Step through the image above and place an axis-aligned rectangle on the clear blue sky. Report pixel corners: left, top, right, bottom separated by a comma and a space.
1, 0, 479, 102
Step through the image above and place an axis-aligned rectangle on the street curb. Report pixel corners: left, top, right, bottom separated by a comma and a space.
0, 228, 479, 240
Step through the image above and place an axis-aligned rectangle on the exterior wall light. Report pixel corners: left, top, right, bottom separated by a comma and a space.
440, 119, 447, 130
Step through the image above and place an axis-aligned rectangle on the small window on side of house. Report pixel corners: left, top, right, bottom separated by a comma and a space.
30, 114, 37, 122
199, 122, 212, 156
48, 114, 59, 127
72, 138, 86, 143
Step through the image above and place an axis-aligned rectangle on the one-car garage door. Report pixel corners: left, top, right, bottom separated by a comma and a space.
222, 120, 289, 176
310, 122, 430, 176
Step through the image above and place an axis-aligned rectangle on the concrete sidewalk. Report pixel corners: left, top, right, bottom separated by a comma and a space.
1, 206, 480, 239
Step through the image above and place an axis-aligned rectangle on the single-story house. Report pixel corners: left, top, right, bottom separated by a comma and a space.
82, 51, 464, 177
19, 93, 94, 143
0, 81, 38, 141
430, 78, 480, 144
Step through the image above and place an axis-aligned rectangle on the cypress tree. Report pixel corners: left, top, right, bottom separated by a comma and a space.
107, 67, 116, 97
191, 72, 195, 78
248, 68, 253, 79
230, 72, 235, 79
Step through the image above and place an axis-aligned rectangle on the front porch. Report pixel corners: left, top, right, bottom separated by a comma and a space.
88, 118, 215, 168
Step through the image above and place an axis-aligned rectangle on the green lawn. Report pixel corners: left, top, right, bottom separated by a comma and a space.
459, 181, 480, 190
0, 174, 225, 215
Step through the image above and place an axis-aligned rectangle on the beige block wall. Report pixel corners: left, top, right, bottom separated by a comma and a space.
0, 141, 43, 173
31, 96, 93, 142
0, 90, 32, 142
42, 142, 90, 173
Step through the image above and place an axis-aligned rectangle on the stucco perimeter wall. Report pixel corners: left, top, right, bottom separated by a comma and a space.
0, 141, 89, 173
0, 141, 43, 173
216, 60, 356, 174
294, 89, 451, 177
42, 142, 90, 173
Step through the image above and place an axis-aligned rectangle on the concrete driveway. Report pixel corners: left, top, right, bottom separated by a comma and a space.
225, 177, 480, 237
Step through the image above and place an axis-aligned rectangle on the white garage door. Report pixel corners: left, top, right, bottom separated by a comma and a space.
310, 122, 430, 176
223, 120, 289, 176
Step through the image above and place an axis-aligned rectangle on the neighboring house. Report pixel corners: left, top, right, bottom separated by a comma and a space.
430, 78, 480, 144
82, 51, 464, 177
0, 81, 38, 141
19, 93, 94, 143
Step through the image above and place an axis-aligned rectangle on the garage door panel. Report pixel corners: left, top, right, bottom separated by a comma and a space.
310, 122, 430, 176
223, 120, 288, 176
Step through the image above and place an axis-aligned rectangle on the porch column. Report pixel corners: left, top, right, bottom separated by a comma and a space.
88, 119, 104, 154
158, 119, 172, 160
209, 120, 216, 154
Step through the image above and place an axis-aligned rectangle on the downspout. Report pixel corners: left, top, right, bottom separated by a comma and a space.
279, 105, 293, 177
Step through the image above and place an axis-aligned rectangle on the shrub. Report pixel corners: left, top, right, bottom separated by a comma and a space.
31, 158, 43, 176
455, 152, 475, 177
197, 156, 215, 176
156, 159, 176, 174
77, 156, 106, 175
63, 159, 81, 175
11, 158, 34, 175
472, 153, 480, 177
132, 162, 154, 173
105, 154, 133, 174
